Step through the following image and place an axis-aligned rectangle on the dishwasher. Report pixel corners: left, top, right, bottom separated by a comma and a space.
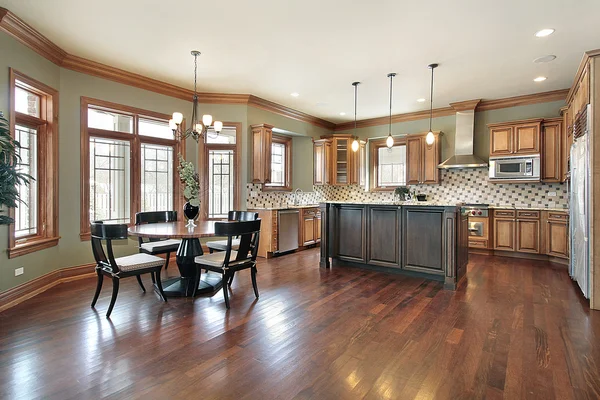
277, 209, 299, 254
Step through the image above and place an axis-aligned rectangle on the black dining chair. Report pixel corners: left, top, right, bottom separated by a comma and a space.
206, 211, 259, 253
90, 221, 167, 318
135, 211, 180, 282
194, 219, 261, 308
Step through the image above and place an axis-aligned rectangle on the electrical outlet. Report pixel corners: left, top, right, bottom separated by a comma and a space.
548, 191, 557, 197
15, 267, 24, 276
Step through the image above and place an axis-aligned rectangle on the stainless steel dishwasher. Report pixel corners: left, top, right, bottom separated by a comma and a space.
277, 209, 299, 254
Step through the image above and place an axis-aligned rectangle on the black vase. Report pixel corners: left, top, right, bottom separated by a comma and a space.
183, 202, 200, 221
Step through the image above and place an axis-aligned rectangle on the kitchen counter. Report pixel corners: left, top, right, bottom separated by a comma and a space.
248, 204, 321, 211
319, 202, 468, 290
324, 200, 463, 207
490, 205, 568, 212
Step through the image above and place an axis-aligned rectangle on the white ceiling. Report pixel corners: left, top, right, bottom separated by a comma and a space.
3, 0, 600, 123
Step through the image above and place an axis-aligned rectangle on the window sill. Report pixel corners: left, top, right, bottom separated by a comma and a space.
371, 187, 396, 192
262, 185, 292, 192
8, 236, 61, 258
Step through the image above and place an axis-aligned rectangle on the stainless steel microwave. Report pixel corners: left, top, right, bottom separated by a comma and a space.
488, 154, 540, 181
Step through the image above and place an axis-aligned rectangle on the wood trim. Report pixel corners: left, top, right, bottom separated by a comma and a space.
247, 96, 335, 130
369, 136, 407, 191
0, 262, 96, 313
335, 107, 455, 131
566, 49, 600, 104
262, 134, 293, 192
487, 117, 545, 128
477, 89, 569, 112
8, 236, 60, 258
450, 99, 481, 111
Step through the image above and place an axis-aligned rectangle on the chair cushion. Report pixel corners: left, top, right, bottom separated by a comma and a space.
206, 239, 241, 251
140, 239, 181, 253
116, 253, 165, 272
195, 250, 250, 268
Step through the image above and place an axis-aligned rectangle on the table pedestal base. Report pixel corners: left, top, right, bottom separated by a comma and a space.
158, 273, 223, 297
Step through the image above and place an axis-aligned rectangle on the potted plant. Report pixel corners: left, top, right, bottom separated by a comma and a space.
394, 186, 410, 202
178, 154, 200, 227
0, 111, 32, 226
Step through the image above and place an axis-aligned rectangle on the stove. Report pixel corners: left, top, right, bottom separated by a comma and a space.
461, 203, 489, 217
461, 204, 490, 249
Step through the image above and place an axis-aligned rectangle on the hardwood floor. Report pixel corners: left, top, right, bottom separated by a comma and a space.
1, 250, 600, 400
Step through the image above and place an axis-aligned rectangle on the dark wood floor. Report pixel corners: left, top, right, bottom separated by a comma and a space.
1, 250, 600, 400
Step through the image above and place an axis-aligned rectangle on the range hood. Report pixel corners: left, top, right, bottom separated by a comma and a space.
438, 105, 488, 169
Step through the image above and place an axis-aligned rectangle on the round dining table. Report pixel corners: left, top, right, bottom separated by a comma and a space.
128, 220, 223, 298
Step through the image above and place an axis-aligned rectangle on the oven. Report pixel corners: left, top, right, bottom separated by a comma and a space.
489, 154, 540, 181
462, 204, 490, 249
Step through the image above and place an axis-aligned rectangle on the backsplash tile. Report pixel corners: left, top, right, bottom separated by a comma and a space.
247, 168, 568, 209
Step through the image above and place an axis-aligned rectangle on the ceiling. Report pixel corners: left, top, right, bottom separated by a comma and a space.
2, 0, 599, 123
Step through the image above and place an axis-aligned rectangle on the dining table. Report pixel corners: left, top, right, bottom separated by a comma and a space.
128, 220, 223, 298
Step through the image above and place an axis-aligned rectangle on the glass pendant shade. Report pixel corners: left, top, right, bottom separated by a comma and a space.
202, 114, 213, 127
172, 112, 184, 124
213, 120, 223, 132
426, 131, 435, 145
351, 138, 359, 152
386, 134, 394, 148
195, 123, 204, 133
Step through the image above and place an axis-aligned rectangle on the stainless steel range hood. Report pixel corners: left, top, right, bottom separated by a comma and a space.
438, 109, 488, 169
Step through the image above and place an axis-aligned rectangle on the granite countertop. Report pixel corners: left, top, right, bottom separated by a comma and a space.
490, 205, 569, 212
323, 200, 462, 207
248, 204, 321, 211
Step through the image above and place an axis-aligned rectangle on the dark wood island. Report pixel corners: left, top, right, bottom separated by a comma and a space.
319, 202, 469, 289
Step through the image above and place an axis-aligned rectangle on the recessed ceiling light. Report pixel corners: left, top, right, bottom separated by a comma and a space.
534, 76, 547, 82
535, 28, 555, 37
290, 92, 299, 97
339, 112, 346, 116
533, 55, 557, 63
417, 98, 426, 102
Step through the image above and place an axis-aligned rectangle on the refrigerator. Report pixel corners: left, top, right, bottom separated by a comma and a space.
570, 104, 592, 299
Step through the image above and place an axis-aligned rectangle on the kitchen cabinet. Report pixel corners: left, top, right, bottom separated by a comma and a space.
250, 209, 278, 258
543, 211, 569, 259
332, 136, 351, 185
403, 206, 445, 274
493, 217, 516, 251
251, 124, 273, 184
493, 209, 540, 254
300, 207, 321, 246
367, 205, 402, 268
406, 132, 442, 185
541, 118, 563, 183
516, 219, 540, 254
488, 119, 542, 157
334, 204, 367, 263
313, 139, 332, 185
560, 106, 570, 182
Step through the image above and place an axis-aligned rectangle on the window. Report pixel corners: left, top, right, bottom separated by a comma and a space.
371, 137, 407, 190
80, 98, 184, 239
200, 125, 241, 220
264, 135, 292, 191
8, 69, 59, 258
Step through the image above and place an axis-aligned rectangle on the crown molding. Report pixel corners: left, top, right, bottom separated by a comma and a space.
566, 49, 600, 104
247, 95, 335, 130
476, 89, 568, 111
450, 99, 481, 111
334, 107, 456, 131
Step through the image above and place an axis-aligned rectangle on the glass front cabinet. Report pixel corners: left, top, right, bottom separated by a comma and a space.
313, 134, 366, 186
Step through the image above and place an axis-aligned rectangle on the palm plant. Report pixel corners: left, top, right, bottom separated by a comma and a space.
0, 111, 32, 225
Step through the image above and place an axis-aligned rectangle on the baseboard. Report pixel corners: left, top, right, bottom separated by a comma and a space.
0, 253, 181, 313
469, 249, 569, 266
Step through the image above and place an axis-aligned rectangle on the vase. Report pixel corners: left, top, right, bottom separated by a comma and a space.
183, 202, 199, 228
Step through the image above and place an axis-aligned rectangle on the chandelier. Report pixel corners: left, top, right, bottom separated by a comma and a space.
170, 51, 223, 141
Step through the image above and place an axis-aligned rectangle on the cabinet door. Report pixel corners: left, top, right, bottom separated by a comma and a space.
514, 123, 540, 154
541, 121, 562, 182
490, 127, 513, 156
422, 135, 440, 184
251, 125, 273, 183
516, 219, 540, 254
335, 205, 366, 263
493, 218, 515, 251
406, 137, 422, 184
315, 213, 322, 243
333, 137, 349, 185
313, 143, 324, 185
547, 220, 568, 258
303, 216, 315, 245
403, 207, 444, 274
367, 206, 401, 268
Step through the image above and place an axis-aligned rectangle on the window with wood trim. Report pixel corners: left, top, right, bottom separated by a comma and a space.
200, 124, 241, 220
80, 98, 184, 239
370, 137, 407, 190
8, 69, 60, 258
264, 135, 292, 191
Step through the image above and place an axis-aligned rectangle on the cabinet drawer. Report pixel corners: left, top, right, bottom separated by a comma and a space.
517, 210, 540, 219
494, 210, 516, 218
303, 208, 318, 216
469, 240, 488, 249
548, 211, 568, 221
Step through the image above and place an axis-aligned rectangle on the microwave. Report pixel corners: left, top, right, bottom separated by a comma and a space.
489, 154, 540, 181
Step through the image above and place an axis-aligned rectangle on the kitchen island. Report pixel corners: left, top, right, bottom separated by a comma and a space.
319, 202, 469, 290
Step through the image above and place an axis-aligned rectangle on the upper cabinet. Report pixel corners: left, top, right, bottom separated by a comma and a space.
251, 124, 273, 184
406, 132, 442, 185
313, 134, 365, 186
332, 136, 350, 185
541, 118, 563, 183
488, 119, 542, 157
313, 139, 332, 186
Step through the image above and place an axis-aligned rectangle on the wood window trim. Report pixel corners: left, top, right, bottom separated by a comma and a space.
79, 97, 185, 240
199, 122, 242, 221
262, 134, 293, 192
369, 137, 407, 192
8, 68, 60, 258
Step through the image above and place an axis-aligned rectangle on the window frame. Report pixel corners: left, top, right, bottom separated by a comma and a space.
262, 134, 292, 192
370, 137, 407, 191
79, 97, 185, 240
8, 69, 60, 258
199, 122, 242, 221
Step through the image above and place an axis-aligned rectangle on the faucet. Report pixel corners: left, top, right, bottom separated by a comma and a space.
293, 188, 304, 206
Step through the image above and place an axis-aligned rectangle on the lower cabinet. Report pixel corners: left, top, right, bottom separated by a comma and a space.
403, 207, 445, 275
334, 205, 367, 263
493, 218, 516, 251
367, 205, 402, 268
516, 219, 541, 253
300, 208, 322, 246
545, 211, 569, 259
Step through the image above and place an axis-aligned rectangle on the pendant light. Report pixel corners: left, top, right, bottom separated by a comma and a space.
425, 63, 439, 146
386, 73, 396, 148
351, 81, 361, 152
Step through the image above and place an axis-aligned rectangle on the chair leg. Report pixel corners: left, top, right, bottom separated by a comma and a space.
136, 275, 146, 292
155, 268, 167, 302
251, 266, 259, 298
164, 252, 171, 270
91, 270, 103, 308
228, 272, 235, 286
150, 270, 156, 284
106, 278, 119, 318
222, 272, 231, 309
209, 248, 214, 254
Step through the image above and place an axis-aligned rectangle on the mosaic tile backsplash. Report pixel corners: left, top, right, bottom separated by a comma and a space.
247, 168, 568, 209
